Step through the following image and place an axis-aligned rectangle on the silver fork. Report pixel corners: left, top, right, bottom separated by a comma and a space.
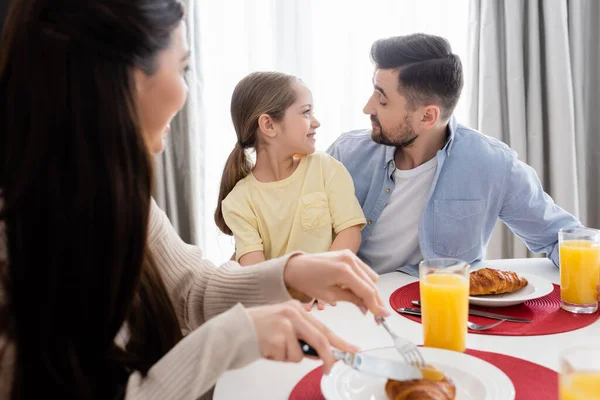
375, 316, 425, 367
467, 319, 506, 331
396, 307, 506, 331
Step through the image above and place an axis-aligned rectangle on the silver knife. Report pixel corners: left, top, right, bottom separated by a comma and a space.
299, 340, 422, 381
409, 301, 532, 323
397, 307, 427, 318
334, 350, 423, 380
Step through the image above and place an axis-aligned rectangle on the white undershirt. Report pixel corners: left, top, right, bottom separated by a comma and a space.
358, 157, 438, 274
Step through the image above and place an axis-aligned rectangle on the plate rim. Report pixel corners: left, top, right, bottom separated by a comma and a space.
320, 346, 516, 400
468, 272, 554, 305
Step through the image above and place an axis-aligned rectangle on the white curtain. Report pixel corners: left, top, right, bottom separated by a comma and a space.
154, 0, 205, 245
197, 0, 471, 263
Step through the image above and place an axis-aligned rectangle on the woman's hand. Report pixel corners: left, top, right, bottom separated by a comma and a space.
304, 299, 329, 311
283, 250, 389, 318
247, 300, 359, 373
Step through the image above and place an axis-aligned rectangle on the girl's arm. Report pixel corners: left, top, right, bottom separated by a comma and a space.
329, 225, 362, 253
322, 155, 366, 256
311, 225, 360, 310
221, 197, 265, 265
238, 251, 266, 266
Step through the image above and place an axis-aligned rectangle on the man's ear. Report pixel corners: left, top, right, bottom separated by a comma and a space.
420, 105, 441, 129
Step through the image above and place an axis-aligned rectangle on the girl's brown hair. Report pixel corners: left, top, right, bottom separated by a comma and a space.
215, 71, 297, 235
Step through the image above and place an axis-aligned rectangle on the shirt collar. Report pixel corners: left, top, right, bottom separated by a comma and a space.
442, 115, 458, 155
384, 145, 395, 168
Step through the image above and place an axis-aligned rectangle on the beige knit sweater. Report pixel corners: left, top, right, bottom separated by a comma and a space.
0, 199, 294, 399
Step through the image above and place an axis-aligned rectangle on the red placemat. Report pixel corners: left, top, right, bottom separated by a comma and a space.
288, 349, 558, 400
289, 366, 324, 400
389, 282, 599, 336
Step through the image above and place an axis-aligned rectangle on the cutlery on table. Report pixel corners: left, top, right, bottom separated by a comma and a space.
396, 307, 506, 331
298, 340, 423, 381
410, 300, 532, 323
375, 315, 426, 367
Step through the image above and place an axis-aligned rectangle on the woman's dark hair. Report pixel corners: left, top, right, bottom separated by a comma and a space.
370, 33, 464, 119
0, 0, 8, 37
0, 1, 185, 398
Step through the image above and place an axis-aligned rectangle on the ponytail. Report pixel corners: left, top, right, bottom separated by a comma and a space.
216, 71, 298, 235
214, 144, 253, 235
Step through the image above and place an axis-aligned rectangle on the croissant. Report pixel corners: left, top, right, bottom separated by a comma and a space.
385, 367, 456, 400
469, 268, 528, 296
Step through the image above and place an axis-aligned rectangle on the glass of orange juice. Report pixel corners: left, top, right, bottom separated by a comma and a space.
558, 227, 600, 314
419, 258, 469, 352
559, 347, 600, 400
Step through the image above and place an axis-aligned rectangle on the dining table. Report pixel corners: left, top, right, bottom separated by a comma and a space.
214, 257, 600, 399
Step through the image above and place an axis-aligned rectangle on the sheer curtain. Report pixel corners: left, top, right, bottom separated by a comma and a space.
154, 0, 205, 245
467, 0, 600, 260
197, 0, 471, 263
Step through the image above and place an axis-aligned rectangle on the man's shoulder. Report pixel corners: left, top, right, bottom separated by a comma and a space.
328, 129, 387, 158
333, 129, 376, 146
453, 124, 517, 162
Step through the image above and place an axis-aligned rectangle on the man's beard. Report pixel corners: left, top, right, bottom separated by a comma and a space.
370, 115, 417, 148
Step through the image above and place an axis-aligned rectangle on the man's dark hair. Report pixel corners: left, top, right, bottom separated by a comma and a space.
370, 33, 463, 120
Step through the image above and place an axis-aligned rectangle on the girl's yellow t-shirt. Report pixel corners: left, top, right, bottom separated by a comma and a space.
222, 151, 366, 261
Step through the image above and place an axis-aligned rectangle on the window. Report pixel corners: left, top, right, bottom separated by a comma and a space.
197, 0, 470, 262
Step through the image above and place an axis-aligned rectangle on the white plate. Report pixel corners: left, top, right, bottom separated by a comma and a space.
321, 347, 515, 400
468, 272, 554, 307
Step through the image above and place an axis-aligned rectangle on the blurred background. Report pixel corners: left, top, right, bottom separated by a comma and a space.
4, 0, 596, 265
158, 0, 600, 264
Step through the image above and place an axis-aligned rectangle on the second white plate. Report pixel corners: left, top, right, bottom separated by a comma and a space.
468, 272, 554, 307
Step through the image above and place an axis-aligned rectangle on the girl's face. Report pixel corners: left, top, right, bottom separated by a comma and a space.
274, 82, 321, 156
134, 22, 190, 154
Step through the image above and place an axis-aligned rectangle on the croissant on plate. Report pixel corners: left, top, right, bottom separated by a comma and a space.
385, 366, 456, 400
469, 268, 528, 296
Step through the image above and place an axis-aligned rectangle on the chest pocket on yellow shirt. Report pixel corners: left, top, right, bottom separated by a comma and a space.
300, 192, 332, 231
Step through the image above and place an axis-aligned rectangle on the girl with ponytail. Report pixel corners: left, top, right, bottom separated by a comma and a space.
215, 72, 366, 309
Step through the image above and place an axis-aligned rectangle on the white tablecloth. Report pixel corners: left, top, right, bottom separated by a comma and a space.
214, 258, 600, 399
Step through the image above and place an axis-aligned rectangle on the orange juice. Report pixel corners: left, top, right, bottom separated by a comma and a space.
560, 372, 600, 400
420, 274, 469, 352
560, 240, 600, 305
